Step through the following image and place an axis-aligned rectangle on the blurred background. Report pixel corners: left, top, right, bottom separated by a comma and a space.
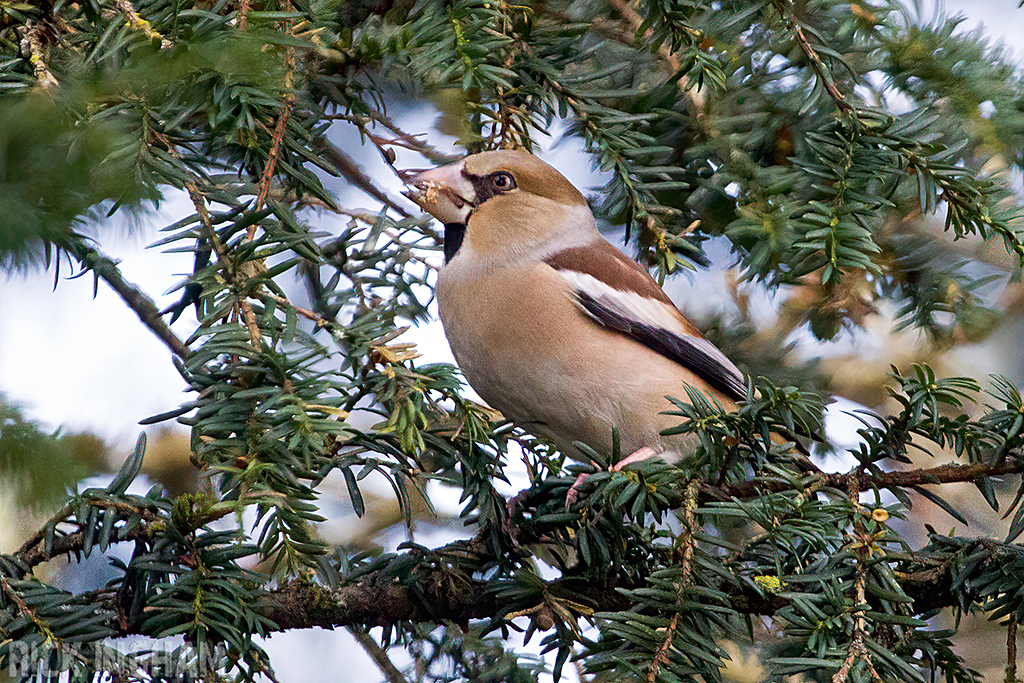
2, 0, 1024, 680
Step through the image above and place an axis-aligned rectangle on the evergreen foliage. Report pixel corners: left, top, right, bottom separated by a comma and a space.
1, 0, 1023, 681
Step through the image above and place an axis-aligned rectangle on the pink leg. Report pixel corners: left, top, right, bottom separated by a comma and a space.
566, 447, 659, 505
611, 446, 657, 471
566, 472, 591, 505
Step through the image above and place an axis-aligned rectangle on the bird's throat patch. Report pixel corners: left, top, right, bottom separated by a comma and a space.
444, 222, 466, 262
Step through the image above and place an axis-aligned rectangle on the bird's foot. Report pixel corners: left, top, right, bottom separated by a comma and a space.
505, 493, 524, 543
566, 447, 659, 506
566, 472, 591, 506
611, 446, 657, 471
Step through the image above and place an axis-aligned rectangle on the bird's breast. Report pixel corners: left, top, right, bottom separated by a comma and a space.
436, 261, 707, 461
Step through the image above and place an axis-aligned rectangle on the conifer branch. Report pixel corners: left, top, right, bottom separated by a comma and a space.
0, 490, 1012, 638
3, 1, 1024, 679
253, 102, 292, 230
23, 22, 58, 90
833, 477, 883, 683
348, 627, 411, 683
773, 0, 854, 116
114, 0, 171, 48
711, 458, 1024, 501
77, 247, 190, 359
605, 0, 707, 117
647, 480, 698, 683
0, 577, 56, 640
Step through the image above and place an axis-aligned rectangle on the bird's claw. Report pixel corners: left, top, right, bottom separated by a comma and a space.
610, 446, 657, 471
565, 447, 659, 507
565, 472, 591, 507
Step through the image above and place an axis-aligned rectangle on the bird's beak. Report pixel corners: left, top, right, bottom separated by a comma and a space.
401, 160, 477, 225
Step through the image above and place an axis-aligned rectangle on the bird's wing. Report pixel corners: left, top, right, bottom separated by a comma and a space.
545, 242, 748, 402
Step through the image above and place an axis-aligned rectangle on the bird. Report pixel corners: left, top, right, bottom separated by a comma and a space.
402, 149, 803, 482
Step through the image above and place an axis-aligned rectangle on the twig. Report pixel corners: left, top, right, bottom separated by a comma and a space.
77, 247, 190, 359
258, 291, 327, 325
238, 297, 265, 349
171, 170, 251, 352
23, 23, 59, 90
148, 129, 227, 264
318, 142, 415, 219
1009, 621, 1018, 683
252, 0, 297, 227
348, 626, 409, 683
252, 101, 293, 233
15, 499, 161, 570
113, 0, 172, 48
830, 636, 868, 683
539, 7, 640, 51
365, 111, 460, 165
647, 479, 698, 683
17, 524, 155, 570
15, 504, 73, 558
773, 0, 854, 116
712, 459, 1024, 501
832, 476, 882, 683
235, 0, 298, 349
605, 0, 706, 117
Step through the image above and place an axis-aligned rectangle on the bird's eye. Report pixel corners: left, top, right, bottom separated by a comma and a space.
490, 171, 516, 191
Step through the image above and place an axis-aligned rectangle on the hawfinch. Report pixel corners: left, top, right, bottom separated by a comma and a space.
404, 150, 752, 469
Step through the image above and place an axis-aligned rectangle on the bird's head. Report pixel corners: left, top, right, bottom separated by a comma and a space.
403, 150, 596, 264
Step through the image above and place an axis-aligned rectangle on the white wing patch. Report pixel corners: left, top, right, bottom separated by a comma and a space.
557, 270, 683, 331
557, 269, 748, 400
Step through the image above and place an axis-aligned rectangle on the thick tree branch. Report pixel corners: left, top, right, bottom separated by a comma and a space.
256, 570, 631, 632
7, 459, 1019, 636
249, 542, 970, 632
0, 511, 998, 638
710, 459, 1024, 501
259, 574, 493, 629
